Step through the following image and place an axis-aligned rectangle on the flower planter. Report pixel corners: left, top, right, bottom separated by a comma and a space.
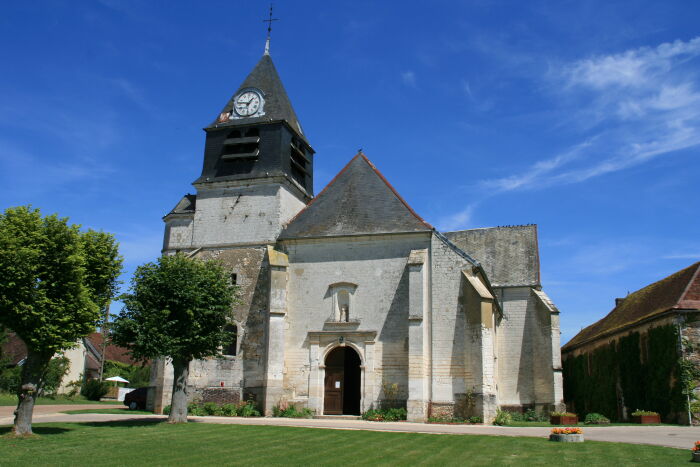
550, 415, 578, 425
632, 414, 660, 424
549, 433, 584, 443
692, 451, 700, 463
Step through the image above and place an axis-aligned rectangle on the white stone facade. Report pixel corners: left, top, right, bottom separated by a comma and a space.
151, 181, 564, 421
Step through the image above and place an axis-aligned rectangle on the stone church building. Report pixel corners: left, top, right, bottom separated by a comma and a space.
149, 45, 564, 422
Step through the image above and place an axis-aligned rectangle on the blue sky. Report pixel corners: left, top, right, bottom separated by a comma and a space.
1, 1, 699, 344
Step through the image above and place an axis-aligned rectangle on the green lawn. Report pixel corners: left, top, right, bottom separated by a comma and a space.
0, 393, 121, 406
61, 408, 152, 415
0, 420, 689, 466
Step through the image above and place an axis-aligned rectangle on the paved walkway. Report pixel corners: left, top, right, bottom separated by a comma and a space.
2, 406, 699, 450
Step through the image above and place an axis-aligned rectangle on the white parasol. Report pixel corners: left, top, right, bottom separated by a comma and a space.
104, 376, 129, 383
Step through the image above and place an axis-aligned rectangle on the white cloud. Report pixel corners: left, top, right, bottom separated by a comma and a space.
437, 203, 477, 232
564, 37, 700, 89
479, 37, 700, 193
401, 71, 417, 88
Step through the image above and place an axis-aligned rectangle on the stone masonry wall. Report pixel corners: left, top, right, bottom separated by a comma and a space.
495, 287, 535, 406
282, 233, 431, 413
192, 183, 306, 246
429, 234, 493, 419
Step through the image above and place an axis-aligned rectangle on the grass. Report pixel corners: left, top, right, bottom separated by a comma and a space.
0, 393, 121, 406
0, 420, 689, 466
61, 408, 152, 415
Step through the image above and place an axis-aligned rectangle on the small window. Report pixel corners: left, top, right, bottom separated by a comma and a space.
223, 324, 237, 356
231, 273, 238, 285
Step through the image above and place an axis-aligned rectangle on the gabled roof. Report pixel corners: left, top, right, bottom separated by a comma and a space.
208, 54, 304, 138
86, 333, 143, 366
279, 153, 432, 239
563, 262, 700, 351
444, 225, 540, 287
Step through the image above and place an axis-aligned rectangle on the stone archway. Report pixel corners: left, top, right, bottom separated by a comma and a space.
323, 346, 361, 415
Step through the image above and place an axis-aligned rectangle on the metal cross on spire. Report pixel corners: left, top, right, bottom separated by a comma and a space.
263, 4, 278, 55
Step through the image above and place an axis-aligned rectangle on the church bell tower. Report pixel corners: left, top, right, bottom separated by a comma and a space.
194, 52, 314, 198
163, 40, 315, 250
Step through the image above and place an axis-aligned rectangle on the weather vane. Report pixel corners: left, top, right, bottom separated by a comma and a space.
263, 4, 279, 55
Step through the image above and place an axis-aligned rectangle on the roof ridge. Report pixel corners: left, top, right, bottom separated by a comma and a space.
282, 153, 363, 228
678, 261, 700, 305
447, 224, 537, 233
359, 153, 433, 230
283, 152, 433, 232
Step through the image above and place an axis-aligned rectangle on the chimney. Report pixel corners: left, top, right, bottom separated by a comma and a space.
615, 298, 626, 307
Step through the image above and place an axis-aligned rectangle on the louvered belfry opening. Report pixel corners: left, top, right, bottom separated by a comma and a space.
221, 127, 260, 161
290, 136, 310, 187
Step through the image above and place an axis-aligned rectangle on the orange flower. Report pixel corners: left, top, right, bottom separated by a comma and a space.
551, 427, 583, 435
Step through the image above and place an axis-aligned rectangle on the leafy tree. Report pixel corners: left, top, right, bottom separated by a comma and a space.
0, 206, 122, 435
111, 254, 238, 423
103, 360, 151, 388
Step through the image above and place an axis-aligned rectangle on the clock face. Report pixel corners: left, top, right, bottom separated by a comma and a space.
233, 90, 262, 117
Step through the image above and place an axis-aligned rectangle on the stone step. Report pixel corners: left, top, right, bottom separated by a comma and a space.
313, 415, 361, 420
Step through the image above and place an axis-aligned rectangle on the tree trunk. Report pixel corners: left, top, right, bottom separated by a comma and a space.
13, 351, 51, 436
168, 359, 190, 423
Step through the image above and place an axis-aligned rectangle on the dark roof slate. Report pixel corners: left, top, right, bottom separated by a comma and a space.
166, 194, 196, 217
208, 54, 305, 138
279, 153, 432, 239
563, 262, 700, 351
1, 332, 27, 366
444, 225, 540, 287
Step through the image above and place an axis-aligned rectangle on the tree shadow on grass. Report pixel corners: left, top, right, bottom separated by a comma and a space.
0, 426, 72, 436
76, 418, 167, 428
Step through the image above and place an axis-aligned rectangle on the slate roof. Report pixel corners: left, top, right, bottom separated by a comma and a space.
86, 332, 142, 366
165, 194, 196, 218
208, 54, 305, 138
279, 153, 432, 239
444, 225, 540, 287
563, 262, 700, 351
1, 332, 27, 366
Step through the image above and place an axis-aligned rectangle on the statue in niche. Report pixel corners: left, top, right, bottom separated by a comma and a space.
340, 304, 349, 322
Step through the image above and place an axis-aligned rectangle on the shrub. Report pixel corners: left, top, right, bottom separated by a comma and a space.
493, 409, 512, 426
469, 416, 483, 424
221, 403, 238, 417
188, 402, 205, 416
361, 407, 407, 422
550, 411, 577, 417
163, 405, 171, 415
584, 413, 610, 425
631, 409, 659, 416
272, 404, 314, 418
238, 401, 261, 417
81, 379, 109, 401
203, 402, 223, 416
362, 409, 385, 421
524, 408, 546, 422
507, 411, 524, 422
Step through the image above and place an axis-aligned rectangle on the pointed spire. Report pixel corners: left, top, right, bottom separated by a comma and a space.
263, 4, 278, 56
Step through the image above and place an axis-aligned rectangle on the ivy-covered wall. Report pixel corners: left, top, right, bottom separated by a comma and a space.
563, 324, 686, 422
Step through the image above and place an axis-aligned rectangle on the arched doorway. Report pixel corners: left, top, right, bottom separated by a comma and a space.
324, 346, 361, 415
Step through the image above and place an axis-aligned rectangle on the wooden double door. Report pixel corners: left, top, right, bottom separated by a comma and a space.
323, 347, 361, 415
